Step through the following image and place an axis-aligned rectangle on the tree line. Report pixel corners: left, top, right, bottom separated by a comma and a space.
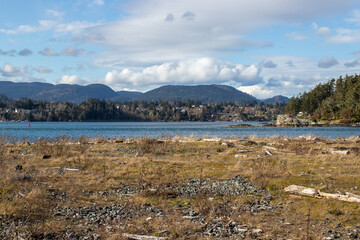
285, 74, 360, 123
0, 96, 285, 122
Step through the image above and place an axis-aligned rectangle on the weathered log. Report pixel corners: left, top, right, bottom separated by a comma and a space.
284, 185, 320, 198
123, 233, 168, 240
319, 192, 360, 203
330, 150, 350, 155
284, 185, 360, 203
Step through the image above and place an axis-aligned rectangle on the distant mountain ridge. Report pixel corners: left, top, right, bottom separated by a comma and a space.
0, 81, 141, 103
262, 95, 289, 104
0, 81, 288, 104
134, 84, 257, 103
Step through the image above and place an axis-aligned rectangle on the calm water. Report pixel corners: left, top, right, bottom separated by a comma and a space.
0, 121, 359, 141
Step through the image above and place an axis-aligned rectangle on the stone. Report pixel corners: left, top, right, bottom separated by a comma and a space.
252, 229, 263, 234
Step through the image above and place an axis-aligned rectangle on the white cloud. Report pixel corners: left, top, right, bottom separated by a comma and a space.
36, 67, 53, 73
239, 74, 325, 98
0, 20, 100, 36
242, 55, 357, 98
46, 9, 64, 19
58, 75, 92, 85
312, 20, 360, 44
39, 48, 59, 56
238, 85, 275, 99
0, 49, 17, 56
101, 58, 263, 90
327, 28, 360, 43
312, 23, 331, 35
316, 26, 331, 35
61, 46, 86, 56
18, 48, 33, 56
1, 63, 26, 77
0, 20, 56, 35
311, 22, 319, 30
346, 9, 360, 25
84, 0, 358, 66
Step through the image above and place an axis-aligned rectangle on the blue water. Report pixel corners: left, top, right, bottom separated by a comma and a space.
0, 122, 359, 141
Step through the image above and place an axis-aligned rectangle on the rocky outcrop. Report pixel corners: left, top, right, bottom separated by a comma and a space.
275, 115, 313, 127
269, 114, 360, 127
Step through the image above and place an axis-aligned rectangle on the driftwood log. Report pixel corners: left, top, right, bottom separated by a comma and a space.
123, 233, 168, 240
284, 185, 360, 203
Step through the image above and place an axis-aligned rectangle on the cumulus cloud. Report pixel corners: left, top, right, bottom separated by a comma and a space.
238, 85, 275, 99
316, 27, 331, 35
262, 60, 277, 68
58, 75, 92, 85
313, 19, 360, 43
39, 48, 59, 56
0, 49, 17, 56
344, 60, 360, 68
318, 56, 339, 68
36, 67, 53, 73
18, 48, 33, 56
0, 48, 33, 56
327, 28, 360, 43
0, 63, 26, 77
61, 46, 86, 56
239, 74, 325, 99
102, 58, 263, 90
251, 55, 354, 98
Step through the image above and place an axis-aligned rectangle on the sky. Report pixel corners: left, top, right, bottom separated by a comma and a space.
1, 0, 360, 98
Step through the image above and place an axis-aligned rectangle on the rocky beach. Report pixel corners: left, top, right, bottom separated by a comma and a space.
0, 135, 360, 239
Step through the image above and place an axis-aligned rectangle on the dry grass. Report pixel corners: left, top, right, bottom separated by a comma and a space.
0, 135, 359, 238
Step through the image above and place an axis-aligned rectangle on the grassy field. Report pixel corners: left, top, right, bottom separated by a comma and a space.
0, 135, 360, 239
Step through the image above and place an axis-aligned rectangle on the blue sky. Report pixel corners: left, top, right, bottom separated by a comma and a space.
1, 0, 360, 98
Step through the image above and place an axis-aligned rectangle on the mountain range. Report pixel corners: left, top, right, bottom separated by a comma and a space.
0, 81, 288, 104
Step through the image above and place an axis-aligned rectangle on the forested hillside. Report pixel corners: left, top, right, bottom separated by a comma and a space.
285, 74, 360, 122
134, 85, 257, 104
